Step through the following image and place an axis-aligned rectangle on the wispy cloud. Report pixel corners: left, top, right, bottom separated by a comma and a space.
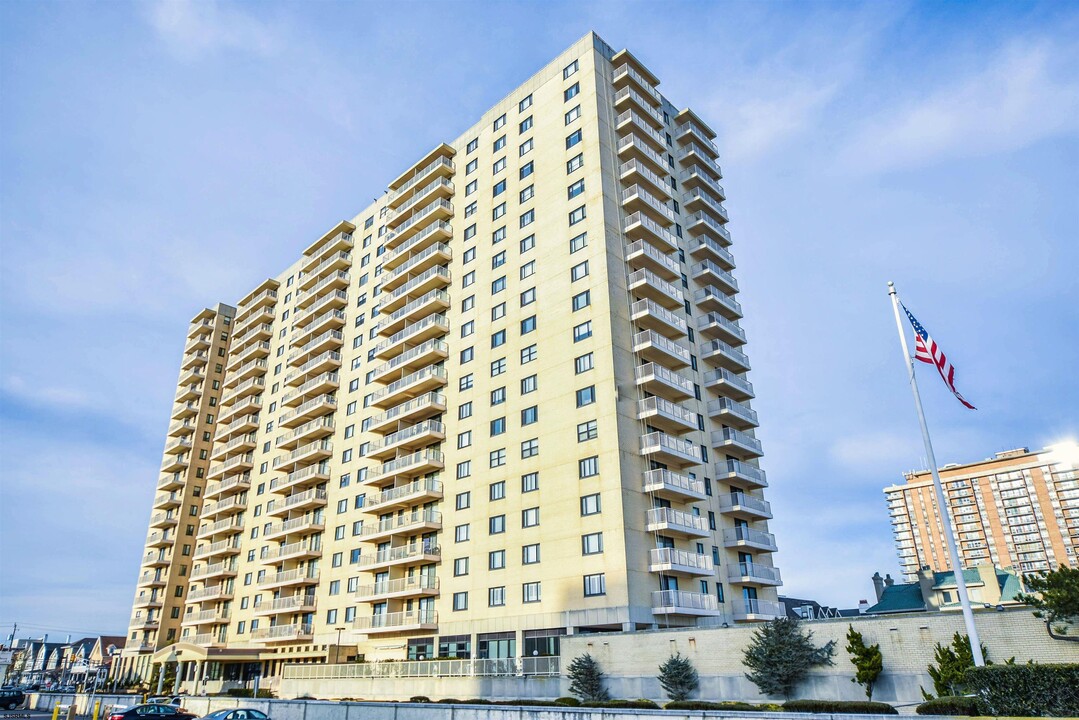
145, 0, 281, 59
840, 39, 1079, 174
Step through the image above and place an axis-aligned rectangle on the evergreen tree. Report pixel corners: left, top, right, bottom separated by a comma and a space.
742, 617, 836, 699
566, 653, 609, 702
657, 653, 699, 701
845, 625, 884, 699
923, 632, 989, 699
1017, 565, 1079, 640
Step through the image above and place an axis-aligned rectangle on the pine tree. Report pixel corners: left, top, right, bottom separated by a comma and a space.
845, 625, 884, 699
923, 632, 989, 699
567, 653, 609, 702
657, 653, 699, 701
1016, 565, 1079, 640
742, 617, 836, 699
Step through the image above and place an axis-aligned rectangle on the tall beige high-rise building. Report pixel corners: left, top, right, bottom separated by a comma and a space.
118, 32, 780, 689
885, 444, 1079, 582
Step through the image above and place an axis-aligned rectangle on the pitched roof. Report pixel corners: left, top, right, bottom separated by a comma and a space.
865, 582, 925, 614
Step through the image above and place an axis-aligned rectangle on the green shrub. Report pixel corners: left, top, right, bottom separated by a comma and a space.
665, 700, 764, 711
967, 663, 1079, 717
581, 699, 659, 709
915, 696, 980, 716
435, 698, 459, 704
783, 699, 898, 714
555, 696, 580, 706
408, 696, 430, 703
225, 689, 273, 698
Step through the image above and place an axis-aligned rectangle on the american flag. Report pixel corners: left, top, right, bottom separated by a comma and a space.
902, 304, 976, 410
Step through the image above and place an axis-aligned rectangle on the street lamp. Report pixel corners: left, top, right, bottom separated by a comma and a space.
333, 628, 346, 664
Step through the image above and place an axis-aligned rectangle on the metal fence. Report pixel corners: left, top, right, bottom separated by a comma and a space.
282, 656, 559, 680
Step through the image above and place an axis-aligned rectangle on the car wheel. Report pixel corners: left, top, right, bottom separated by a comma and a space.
7, 702, 19, 710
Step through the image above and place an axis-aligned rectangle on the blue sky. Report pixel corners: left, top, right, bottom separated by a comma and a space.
1, 0, 1077, 638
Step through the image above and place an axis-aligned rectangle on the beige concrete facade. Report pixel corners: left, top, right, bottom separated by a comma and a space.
885, 444, 1079, 581
119, 32, 779, 687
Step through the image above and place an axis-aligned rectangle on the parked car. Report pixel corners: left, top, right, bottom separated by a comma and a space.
108, 705, 197, 720
148, 698, 187, 709
0, 688, 26, 710
199, 709, 270, 720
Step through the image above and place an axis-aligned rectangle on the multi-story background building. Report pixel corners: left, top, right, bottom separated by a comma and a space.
118, 31, 780, 688
885, 443, 1079, 582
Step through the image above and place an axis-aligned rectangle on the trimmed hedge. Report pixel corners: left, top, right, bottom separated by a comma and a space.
916, 696, 980, 716
555, 697, 580, 706
581, 699, 660, 709
967, 663, 1079, 717
665, 700, 767, 711
783, 699, 898, 714
224, 689, 275, 698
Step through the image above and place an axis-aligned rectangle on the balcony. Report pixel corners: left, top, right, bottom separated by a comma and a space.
386, 199, 453, 248
258, 568, 320, 590
699, 339, 750, 374
206, 452, 253, 481
688, 236, 735, 269
294, 289, 348, 326
632, 330, 691, 369
355, 575, 438, 603
264, 514, 325, 541
635, 363, 694, 402
167, 419, 196, 437
617, 133, 668, 174
389, 178, 454, 228
292, 309, 346, 347
619, 161, 671, 199
138, 572, 166, 588
625, 240, 680, 281
624, 211, 677, 254
220, 377, 265, 407
260, 539, 322, 563
252, 593, 317, 616
377, 290, 450, 337
616, 110, 666, 152
193, 537, 242, 560
276, 417, 334, 450
697, 313, 746, 346
131, 617, 160, 631
636, 396, 697, 434
613, 62, 660, 102
357, 542, 440, 571
227, 340, 270, 371
693, 261, 738, 294
149, 512, 178, 529
296, 271, 350, 311
301, 230, 354, 273
374, 314, 450, 361
214, 414, 259, 443
695, 287, 742, 321
188, 317, 214, 338
267, 488, 328, 518
706, 398, 758, 430
234, 304, 275, 336
728, 562, 782, 587
132, 596, 163, 610
288, 330, 344, 368
627, 268, 682, 309
371, 366, 448, 408
733, 598, 785, 622
170, 401, 199, 421
269, 462, 331, 495
704, 368, 754, 401
614, 87, 664, 126
217, 395, 261, 425
685, 212, 728, 239
211, 432, 257, 461
622, 184, 675, 226
682, 187, 729, 223
187, 584, 233, 602
281, 373, 340, 409
272, 438, 333, 472
279, 394, 337, 428
652, 590, 722, 617
360, 509, 442, 543
368, 420, 446, 461
234, 322, 273, 349
196, 517, 244, 539
201, 495, 245, 519
367, 449, 445, 486
180, 350, 208, 370
174, 384, 201, 403
190, 560, 237, 581
371, 339, 449, 383
153, 491, 182, 510
354, 609, 438, 635
380, 266, 451, 314
146, 531, 174, 548
298, 251, 352, 291
163, 437, 192, 456
713, 428, 763, 459
642, 468, 707, 502
388, 154, 454, 206
365, 478, 443, 513
649, 547, 714, 577
367, 392, 446, 433
723, 526, 778, 552
631, 299, 687, 338
285, 351, 342, 388
183, 609, 231, 627
184, 334, 211, 353
645, 507, 709, 538
225, 359, 268, 389
675, 122, 718, 153
251, 623, 314, 643
641, 431, 702, 468
157, 473, 184, 491
143, 552, 170, 568
718, 492, 772, 520
381, 243, 452, 293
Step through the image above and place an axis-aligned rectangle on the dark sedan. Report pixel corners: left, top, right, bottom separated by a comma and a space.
109, 705, 198, 720
199, 710, 270, 720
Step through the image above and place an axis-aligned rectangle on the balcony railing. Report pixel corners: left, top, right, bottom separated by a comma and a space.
353, 609, 437, 632
355, 574, 438, 600
651, 590, 721, 615
723, 526, 778, 551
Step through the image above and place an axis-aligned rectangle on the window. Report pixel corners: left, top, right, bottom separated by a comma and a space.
456, 460, 472, 479
460, 347, 474, 364
493, 135, 506, 152
522, 472, 539, 493
488, 586, 506, 607
492, 201, 506, 219
491, 358, 506, 376
492, 226, 506, 243
570, 232, 587, 253
467, 137, 478, 153
489, 515, 505, 534
462, 295, 475, 312
520, 260, 535, 279
461, 320, 475, 337
583, 573, 606, 597
563, 59, 579, 78
466, 179, 478, 196
493, 157, 506, 174
491, 329, 506, 348
523, 581, 541, 603
520, 234, 535, 253
521, 344, 538, 363
569, 205, 587, 226
519, 209, 534, 228
466, 158, 478, 174
455, 524, 470, 543
490, 417, 506, 435
459, 373, 473, 391
565, 105, 581, 124
492, 180, 507, 198
577, 420, 598, 442
566, 129, 583, 148
520, 160, 534, 179
463, 270, 476, 287
572, 290, 591, 311
492, 302, 506, 320
573, 321, 592, 342
575, 352, 593, 373
522, 507, 540, 527
488, 549, 506, 570
582, 532, 603, 555
520, 374, 537, 394
489, 481, 506, 501
520, 315, 536, 334
567, 153, 583, 173
493, 113, 506, 130
491, 387, 506, 405
576, 386, 595, 407
519, 94, 533, 112
519, 138, 533, 156
459, 401, 473, 419
490, 448, 506, 467
465, 203, 477, 219
464, 224, 477, 241
520, 287, 536, 306
453, 591, 468, 611
457, 431, 472, 449
521, 438, 539, 458
579, 455, 599, 478
454, 557, 469, 576
564, 82, 580, 101
491, 276, 506, 294
568, 179, 585, 199
580, 493, 601, 515
522, 544, 540, 565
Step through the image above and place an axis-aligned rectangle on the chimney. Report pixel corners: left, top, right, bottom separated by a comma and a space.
872, 572, 885, 601
859, 599, 869, 614
884, 574, 895, 587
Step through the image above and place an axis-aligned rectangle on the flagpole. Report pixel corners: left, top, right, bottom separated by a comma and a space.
887, 281, 984, 666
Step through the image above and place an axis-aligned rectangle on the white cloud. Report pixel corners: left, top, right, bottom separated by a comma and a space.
145, 0, 281, 59
841, 39, 1079, 173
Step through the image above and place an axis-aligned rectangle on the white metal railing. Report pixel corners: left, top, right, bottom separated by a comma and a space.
280, 394, 337, 424
190, 560, 236, 580
372, 366, 447, 401
637, 396, 696, 425
382, 266, 450, 305
252, 623, 313, 640
646, 506, 707, 531
390, 181, 453, 224
705, 368, 753, 395
708, 397, 758, 425
725, 460, 768, 486
384, 242, 452, 285
281, 373, 339, 406
695, 260, 739, 289
622, 184, 675, 223
734, 598, 785, 617
282, 461, 331, 487
300, 270, 350, 305
641, 432, 702, 462
635, 363, 694, 394
283, 655, 558, 680
620, 162, 669, 196
633, 330, 691, 364
723, 526, 777, 548
642, 468, 706, 497
275, 417, 334, 447
202, 495, 244, 516
374, 315, 449, 355
273, 439, 333, 467
366, 478, 442, 510
303, 251, 351, 285
357, 541, 440, 567
368, 391, 445, 427
194, 538, 241, 558
261, 539, 321, 561
700, 339, 750, 368
616, 110, 665, 145
698, 312, 746, 343
373, 340, 448, 377
355, 574, 438, 599
618, 133, 667, 168
187, 585, 230, 601
389, 156, 455, 200
370, 421, 445, 454
652, 589, 719, 612
676, 122, 718, 150
615, 87, 664, 123
253, 594, 316, 612
354, 609, 437, 631
624, 211, 677, 247
628, 268, 682, 302
292, 309, 346, 343
295, 290, 348, 325
381, 289, 451, 326
197, 517, 244, 536
264, 514, 323, 536
361, 509, 441, 537
650, 547, 714, 571
631, 298, 687, 333
614, 63, 659, 99
718, 428, 763, 454
730, 562, 782, 583
391, 199, 453, 239
259, 568, 320, 587
372, 449, 444, 478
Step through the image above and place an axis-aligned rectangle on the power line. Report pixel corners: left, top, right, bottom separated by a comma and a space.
0, 621, 122, 637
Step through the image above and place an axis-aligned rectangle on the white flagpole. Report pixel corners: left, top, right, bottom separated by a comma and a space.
887, 281, 984, 666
